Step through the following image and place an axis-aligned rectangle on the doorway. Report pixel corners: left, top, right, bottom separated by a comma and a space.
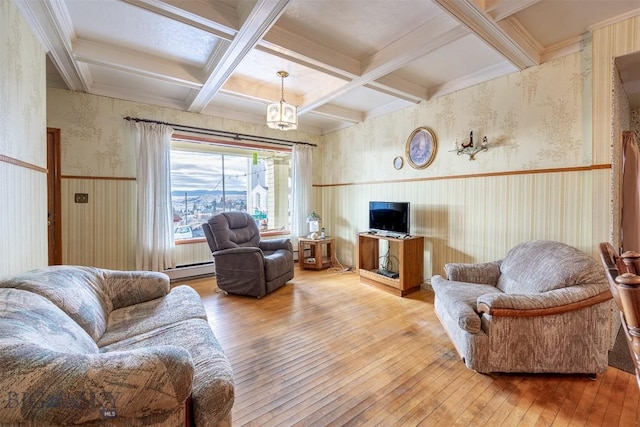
47, 128, 62, 265
612, 50, 640, 252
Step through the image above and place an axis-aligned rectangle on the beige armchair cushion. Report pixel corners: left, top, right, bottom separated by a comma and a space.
432, 281, 501, 333
497, 240, 606, 294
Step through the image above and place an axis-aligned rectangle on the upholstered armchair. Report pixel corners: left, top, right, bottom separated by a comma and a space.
203, 211, 294, 298
431, 240, 612, 374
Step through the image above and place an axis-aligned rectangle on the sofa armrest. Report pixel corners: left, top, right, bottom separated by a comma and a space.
0, 345, 193, 425
477, 283, 612, 317
444, 260, 502, 285
101, 269, 170, 310
259, 238, 292, 253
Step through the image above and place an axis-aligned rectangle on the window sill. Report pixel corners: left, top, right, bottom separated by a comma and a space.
175, 229, 290, 245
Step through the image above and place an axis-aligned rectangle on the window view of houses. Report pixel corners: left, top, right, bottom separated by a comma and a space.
170, 147, 290, 240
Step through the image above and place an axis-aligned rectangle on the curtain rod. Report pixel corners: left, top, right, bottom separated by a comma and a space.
123, 116, 316, 147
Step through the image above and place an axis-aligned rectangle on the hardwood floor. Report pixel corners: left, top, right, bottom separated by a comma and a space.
175, 267, 640, 426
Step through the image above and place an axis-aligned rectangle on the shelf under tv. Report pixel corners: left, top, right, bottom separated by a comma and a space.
356, 232, 424, 297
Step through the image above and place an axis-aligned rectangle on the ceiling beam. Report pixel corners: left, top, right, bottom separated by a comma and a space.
433, 0, 539, 69
366, 74, 427, 103
259, 26, 361, 79
224, 24, 427, 120
298, 14, 467, 115
220, 75, 304, 106
311, 105, 363, 123
73, 39, 203, 89
261, 24, 444, 107
121, 0, 238, 40
186, 0, 290, 113
260, 26, 432, 108
494, 16, 542, 64
483, 0, 542, 21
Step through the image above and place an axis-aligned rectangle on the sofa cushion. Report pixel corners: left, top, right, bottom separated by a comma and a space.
0, 266, 112, 342
444, 261, 502, 285
101, 318, 235, 427
431, 279, 502, 334
98, 285, 208, 347
0, 288, 98, 354
0, 341, 193, 425
102, 269, 170, 311
497, 240, 606, 294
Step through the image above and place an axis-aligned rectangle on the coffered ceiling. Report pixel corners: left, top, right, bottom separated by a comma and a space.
16, 0, 640, 135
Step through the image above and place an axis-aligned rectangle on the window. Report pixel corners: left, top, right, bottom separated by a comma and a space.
170, 137, 291, 241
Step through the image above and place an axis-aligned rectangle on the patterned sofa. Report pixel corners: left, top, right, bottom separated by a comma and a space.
431, 240, 612, 374
0, 266, 234, 426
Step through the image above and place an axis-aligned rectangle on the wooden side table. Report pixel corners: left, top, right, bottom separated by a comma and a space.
299, 237, 335, 270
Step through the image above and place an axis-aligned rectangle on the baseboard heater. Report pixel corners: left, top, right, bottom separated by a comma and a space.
164, 262, 215, 281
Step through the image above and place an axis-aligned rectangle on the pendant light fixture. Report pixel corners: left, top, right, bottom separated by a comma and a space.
266, 71, 298, 131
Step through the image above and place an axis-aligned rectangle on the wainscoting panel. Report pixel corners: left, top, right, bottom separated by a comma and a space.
0, 162, 48, 278
319, 168, 610, 281
62, 178, 136, 270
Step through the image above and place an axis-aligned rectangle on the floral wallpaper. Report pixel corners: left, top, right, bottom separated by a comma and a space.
632, 108, 640, 143
47, 90, 322, 178
611, 62, 632, 248
0, 0, 46, 165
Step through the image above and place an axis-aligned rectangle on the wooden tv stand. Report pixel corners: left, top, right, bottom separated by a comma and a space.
357, 232, 424, 297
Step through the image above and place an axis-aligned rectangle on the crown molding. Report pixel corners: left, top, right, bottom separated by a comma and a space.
14, 0, 86, 91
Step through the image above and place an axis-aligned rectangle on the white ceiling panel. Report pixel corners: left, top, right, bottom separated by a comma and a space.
330, 85, 406, 112
67, 0, 222, 66
227, 48, 348, 100
277, 0, 443, 60
394, 33, 510, 88
512, 0, 640, 48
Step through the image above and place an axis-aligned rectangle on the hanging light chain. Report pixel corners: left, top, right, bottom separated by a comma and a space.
277, 70, 289, 102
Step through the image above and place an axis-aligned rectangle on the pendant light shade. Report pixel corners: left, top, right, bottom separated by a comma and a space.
267, 71, 298, 131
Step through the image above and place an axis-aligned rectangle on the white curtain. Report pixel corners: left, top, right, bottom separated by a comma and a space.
291, 144, 313, 245
134, 122, 175, 271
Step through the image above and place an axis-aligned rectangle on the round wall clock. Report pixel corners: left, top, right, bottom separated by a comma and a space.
393, 156, 404, 170
406, 127, 437, 169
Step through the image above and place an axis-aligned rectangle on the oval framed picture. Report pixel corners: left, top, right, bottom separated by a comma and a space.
393, 156, 404, 170
405, 127, 437, 169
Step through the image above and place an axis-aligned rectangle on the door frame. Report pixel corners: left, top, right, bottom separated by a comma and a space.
47, 128, 62, 265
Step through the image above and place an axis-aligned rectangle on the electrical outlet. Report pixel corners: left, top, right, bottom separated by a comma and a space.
74, 193, 89, 203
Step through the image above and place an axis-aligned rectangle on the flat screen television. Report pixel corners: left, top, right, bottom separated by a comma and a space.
368, 201, 410, 236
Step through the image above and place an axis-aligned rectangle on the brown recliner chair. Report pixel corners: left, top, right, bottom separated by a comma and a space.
203, 211, 294, 298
